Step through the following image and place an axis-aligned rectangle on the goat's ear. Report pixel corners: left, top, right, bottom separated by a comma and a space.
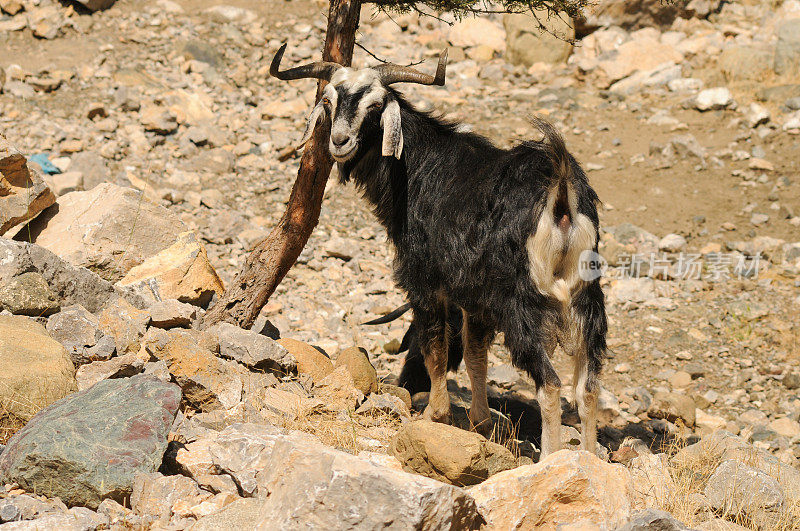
380, 99, 403, 159
297, 101, 326, 149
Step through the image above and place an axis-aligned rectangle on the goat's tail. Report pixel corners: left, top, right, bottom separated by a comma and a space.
527, 116, 597, 303
530, 115, 573, 184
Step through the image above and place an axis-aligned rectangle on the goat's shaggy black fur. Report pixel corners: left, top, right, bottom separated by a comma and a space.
341, 90, 606, 392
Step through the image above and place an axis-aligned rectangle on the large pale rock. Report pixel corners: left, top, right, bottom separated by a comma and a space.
131, 472, 211, 520
256, 431, 482, 529
598, 38, 683, 84
215, 323, 296, 374
391, 420, 516, 486
118, 231, 223, 307
673, 431, 800, 506
24, 183, 187, 282
0, 240, 145, 313
209, 423, 284, 497
97, 296, 150, 354
334, 346, 378, 395
0, 134, 56, 236
276, 338, 333, 382
0, 315, 76, 425
448, 18, 506, 52
503, 12, 574, 66
469, 450, 633, 529
577, 0, 717, 31
0, 375, 181, 509
704, 460, 784, 516
313, 366, 362, 412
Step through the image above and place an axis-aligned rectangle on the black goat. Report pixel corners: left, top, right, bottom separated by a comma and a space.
271, 45, 607, 457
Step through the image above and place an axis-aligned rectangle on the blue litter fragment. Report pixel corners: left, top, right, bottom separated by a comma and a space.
29, 153, 61, 175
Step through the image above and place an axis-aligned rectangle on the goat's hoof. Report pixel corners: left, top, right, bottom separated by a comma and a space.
423, 405, 451, 424
469, 412, 493, 438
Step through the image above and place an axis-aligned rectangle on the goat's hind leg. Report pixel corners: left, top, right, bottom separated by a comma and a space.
509, 331, 562, 459
417, 306, 452, 424
563, 282, 607, 455
462, 310, 494, 437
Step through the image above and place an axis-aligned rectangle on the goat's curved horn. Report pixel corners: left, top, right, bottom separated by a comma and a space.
269, 43, 342, 81
374, 49, 448, 86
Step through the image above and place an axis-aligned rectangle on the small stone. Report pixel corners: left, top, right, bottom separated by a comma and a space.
148, 299, 198, 329
140, 105, 178, 135
614, 363, 631, 373
658, 233, 687, 252
648, 392, 696, 427
335, 346, 378, 395
215, 323, 296, 374
50, 171, 83, 196
356, 393, 411, 420
617, 509, 691, 531
783, 372, 800, 390
694, 88, 736, 111
750, 213, 769, 226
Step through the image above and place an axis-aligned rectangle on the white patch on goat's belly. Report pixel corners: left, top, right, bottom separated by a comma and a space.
526, 187, 596, 304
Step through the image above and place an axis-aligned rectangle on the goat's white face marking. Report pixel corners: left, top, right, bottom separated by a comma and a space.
298, 67, 403, 163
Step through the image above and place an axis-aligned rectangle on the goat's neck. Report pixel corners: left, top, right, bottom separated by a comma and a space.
342, 108, 452, 244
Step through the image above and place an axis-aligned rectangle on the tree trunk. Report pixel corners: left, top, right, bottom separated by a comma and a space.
202, 0, 361, 329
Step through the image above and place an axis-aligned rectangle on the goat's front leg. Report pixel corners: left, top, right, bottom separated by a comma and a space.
417, 307, 451, 424
462, 310, 495, 437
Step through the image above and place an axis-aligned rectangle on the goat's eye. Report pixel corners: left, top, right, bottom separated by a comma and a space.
369, 101, 383, 110
322, 97, 331, 106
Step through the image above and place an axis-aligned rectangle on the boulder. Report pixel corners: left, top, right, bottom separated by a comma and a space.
334, 346, 378, 395
0, 240, 145, 313
448, 18, 506, 52
718, 46, 773, 82
704, 459, 784, 517
23, 183, 187, 282
75, 350, 150, 390
673, 431, 800, 506
97, 296, 150, 354
255, 431, 482, 529
208, 423, 285, 497
131, 471, 211, 520
0, 272, 59, 316
313, 366, 363, 412
775, 19, 800, 77
0, 375, 181, 509
276, 338, 333, 382
0, 134, 56, 236
0, 315, 76, 426
143, 329, 245, 410
391, 420, 516, 486
117, 231, 224, 307
576, 0, 718, 32
503, 11, 574, 66
215, 323, 296, 374
470, 449, 633, 529
597, 38, 683, 84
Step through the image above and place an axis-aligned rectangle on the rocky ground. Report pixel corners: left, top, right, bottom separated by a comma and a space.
1, 0, 800, 528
